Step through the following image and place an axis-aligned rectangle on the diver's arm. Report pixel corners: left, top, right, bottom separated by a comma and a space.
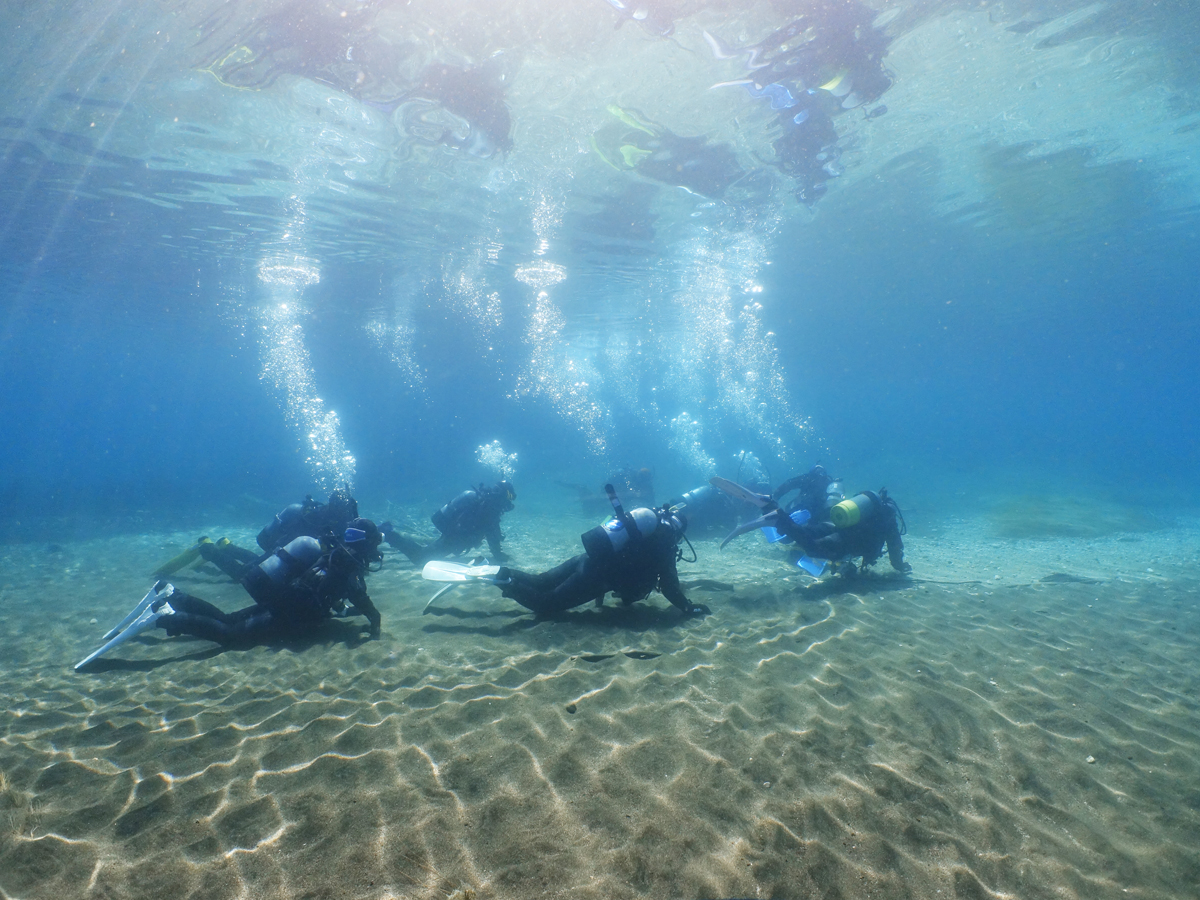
657, 552, 706, 615
349, 580, 382, 637
885, 526, 910, 572
772, 475, 805, 500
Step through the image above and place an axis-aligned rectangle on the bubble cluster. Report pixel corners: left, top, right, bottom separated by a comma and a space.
664, 226, 810, 467
514, 261, 567, 289
669, 411, 716, 477
476, 440, 518, 480
258, 274, 357, 493
516, 290, 610, 456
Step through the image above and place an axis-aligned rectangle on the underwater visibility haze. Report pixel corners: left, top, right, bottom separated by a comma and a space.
1, 1, 1199, 898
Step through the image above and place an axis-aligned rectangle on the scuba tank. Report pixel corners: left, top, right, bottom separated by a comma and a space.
830, 491, 882, 528
581, 484, 659, 560
431, 489, 478, 533
258, 536, 323, 584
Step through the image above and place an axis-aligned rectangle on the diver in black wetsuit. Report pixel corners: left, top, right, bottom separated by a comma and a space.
189, 488, 362, 581
383, 481, 515, 565
497, 497, 708, 618
772, 465, 842, 522
156, 519, 384, 643
774, 488, 910, 575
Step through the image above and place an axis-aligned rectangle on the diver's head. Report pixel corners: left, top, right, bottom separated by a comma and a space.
491, 480, 516, 511
326, 487, 359, 522
343, 518, 383, 565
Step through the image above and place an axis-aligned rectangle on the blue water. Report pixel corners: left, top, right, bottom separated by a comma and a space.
1, 0, 1198, 519
5, 5, 1200, 898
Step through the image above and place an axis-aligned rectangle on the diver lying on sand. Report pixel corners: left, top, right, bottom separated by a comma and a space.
151, 487, 363, 581
77, 521, 384, 668
422, 486, 709, 618
713, 477, 911, 577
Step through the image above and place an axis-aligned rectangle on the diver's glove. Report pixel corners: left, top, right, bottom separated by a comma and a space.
682, 602, 711, 617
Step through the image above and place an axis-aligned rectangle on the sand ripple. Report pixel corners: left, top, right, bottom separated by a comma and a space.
1, 521, 1199, 898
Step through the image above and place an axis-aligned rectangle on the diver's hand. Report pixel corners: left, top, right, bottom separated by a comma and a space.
682, 602, 711, 617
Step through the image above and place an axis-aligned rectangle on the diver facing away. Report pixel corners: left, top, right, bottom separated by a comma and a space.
383, 481, 515, 565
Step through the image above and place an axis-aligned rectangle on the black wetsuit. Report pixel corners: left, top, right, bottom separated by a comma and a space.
777, 490, 909, 572
500, 525, 696, 615
158, 541, 382, 642
386, 488, 510, 565
195, 492, 360, 580
773, 466, 836, 519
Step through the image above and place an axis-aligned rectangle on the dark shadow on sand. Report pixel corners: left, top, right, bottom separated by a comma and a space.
420, 600, 693, 637
74, 619, 376, 674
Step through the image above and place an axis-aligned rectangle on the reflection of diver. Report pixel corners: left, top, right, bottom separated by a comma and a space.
591, 106, 744, 198
196, 2, 513, 157
559, 466, 655, 517
398, 60, 514, 158
715, 479, 910, 576
496, 487, 707, 617
383, 481, 515, 565
704, 0, 894, 204
76, 522, 385, 667
600, 0, 678, 38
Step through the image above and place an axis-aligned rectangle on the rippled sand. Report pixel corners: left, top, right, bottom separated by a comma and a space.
1, 512, 1198, 899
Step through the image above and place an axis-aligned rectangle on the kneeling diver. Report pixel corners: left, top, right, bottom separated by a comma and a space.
77, 520, 385, 668
712, 477, 911, 576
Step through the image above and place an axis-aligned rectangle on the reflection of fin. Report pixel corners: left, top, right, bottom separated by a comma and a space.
619, 144, 652, 167
710, 476, 773, 509
421, 560, 506, 583
818, 74, 845, 92
703, 30, 739, 59
709, 79, 754, 90
606, 104, 657, 135
589, 134, 623, 171
77, 587, 175, 669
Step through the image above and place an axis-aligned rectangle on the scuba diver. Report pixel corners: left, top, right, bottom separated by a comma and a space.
452, 485, 707, 618
383, 480, 515, 565
713, 477, 910, 577
152, 488, 362, 582
76, 520, 385, 668
772, 464, 843, 522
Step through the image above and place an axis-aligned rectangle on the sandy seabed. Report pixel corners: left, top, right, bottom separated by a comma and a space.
1, 510, 1198, 900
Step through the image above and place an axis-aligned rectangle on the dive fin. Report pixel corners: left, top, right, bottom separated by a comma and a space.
77, 591, 175, 669
797, 556, 829, 577
101, 582, 166, 641
151, 538, 212, 578
421, 560, 504, 583
710, 476, 774, 509
720, 512, 782, 549
423, 583, 457, 613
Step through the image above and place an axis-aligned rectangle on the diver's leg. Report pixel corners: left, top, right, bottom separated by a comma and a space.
157, 601, 274, 644
385, 533, 428, 565
502, 556, 601, 614
198, 542, 262, 580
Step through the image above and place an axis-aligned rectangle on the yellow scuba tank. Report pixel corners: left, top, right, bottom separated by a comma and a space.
830, 492, 881, 528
